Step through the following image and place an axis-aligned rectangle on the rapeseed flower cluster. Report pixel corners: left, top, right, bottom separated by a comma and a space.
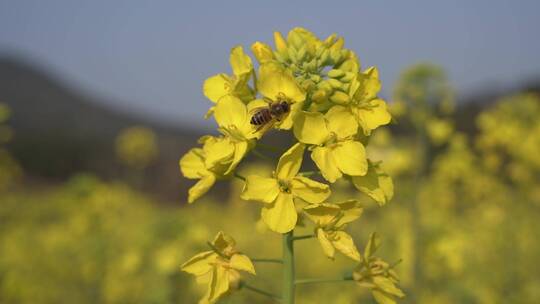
180, 28, 403, 303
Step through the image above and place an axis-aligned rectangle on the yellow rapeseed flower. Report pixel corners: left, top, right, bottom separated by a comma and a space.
334, 67, 392, 135
353, 233, 405, 304
240, 143, 331, 233
115, 126, 158, 169
181, 232, 255, 304
294, 105, 367, 182
212, 95, 266, 169
203, 46, 255, 117
180, 136, 240, 203
304, 200, 363, 261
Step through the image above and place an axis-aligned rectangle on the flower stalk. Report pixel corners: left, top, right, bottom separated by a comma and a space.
282, 231, 296, 304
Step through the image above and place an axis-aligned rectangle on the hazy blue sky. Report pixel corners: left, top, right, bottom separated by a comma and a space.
1, 0, 539, 128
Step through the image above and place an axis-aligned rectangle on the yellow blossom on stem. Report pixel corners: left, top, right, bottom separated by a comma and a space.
334, 67, 392, 135
303, 200, 363, 261
180, 136, 242, 203
240, 143, 331, 233
181, 232, 255, 304
294, 105, 367, 182
203, 46, 255, 117
353, 233, 404, 304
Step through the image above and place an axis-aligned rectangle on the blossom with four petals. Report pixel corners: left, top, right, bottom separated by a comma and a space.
181, 232, 256, 304
241, 143, 331, 233
203, 46, 255, 117
303, 200, 363, 261
294, 105, 368, 183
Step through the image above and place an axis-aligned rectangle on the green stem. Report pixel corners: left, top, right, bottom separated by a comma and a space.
242, 282, 281, 302
282, 231, 295, 304
291, 234, 314, 241
233, 172, 246, 181
251, 258, 283, 264
295, 276, 353, 285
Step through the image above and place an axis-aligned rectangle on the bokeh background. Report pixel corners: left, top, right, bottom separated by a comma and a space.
1, 1, 540, 303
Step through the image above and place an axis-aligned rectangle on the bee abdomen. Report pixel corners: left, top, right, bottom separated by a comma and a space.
250, 110, 272, 125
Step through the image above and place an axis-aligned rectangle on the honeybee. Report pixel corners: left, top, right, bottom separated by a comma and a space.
250, 94, 291, 134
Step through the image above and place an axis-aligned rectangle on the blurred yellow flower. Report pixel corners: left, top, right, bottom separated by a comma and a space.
115, 126, 158, 169
241, 143, 330, 233
294, 105, 367, 183
303, 200, 363, 261
181, 231, 255, 304
353, 233, 405, 304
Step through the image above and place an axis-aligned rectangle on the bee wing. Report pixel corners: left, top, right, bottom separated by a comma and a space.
248, 106, 269, 115
252, 117, 277, 136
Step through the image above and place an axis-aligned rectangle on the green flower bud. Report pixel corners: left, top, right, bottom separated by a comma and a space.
327, 78, 343, 89
327, 69, 345, 78
330, 91, 350, 104
341, 72, 356, 83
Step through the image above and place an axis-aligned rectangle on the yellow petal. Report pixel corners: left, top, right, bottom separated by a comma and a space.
372, 276, 405, 298
355, 67, 381, 101
214, 95, 248, 131
276, 143, 305, 180
188, 174, 216, 204
293, 111, 329, 145
290, 176, 330, 204
351, 162, 393, 206
204, 265, 230, 303
230, 46, 252, 77
212, 231, 236, 255
311, 146, 342, 183
372, 289, 397, 304
181, 250, 217, 275
332, 231, 361, 261
303, 203, 341, 227
180, 148, 207, 179
334, 200, 363, 226
240, 175, 280, 204
226, 141, 249, 175
203, 74, 231, 103
357, 99, 392, 134
273, 31, 287, 53
332, 140, 368, 176
251, 41, 274, 63
277, 100, 303, 130
203, 137, 235, 171
257, 63, 305, 103
364, 232, 381, 258
316, 228, 335, 259
261, 193, 297, 233
229, 254, 256, 275
326, 105, 358, 139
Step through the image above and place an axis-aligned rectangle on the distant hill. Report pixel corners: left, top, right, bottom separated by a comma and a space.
0, 56, 205, 202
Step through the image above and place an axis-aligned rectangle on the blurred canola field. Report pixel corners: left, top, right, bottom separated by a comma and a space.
1, 63, 540, 303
